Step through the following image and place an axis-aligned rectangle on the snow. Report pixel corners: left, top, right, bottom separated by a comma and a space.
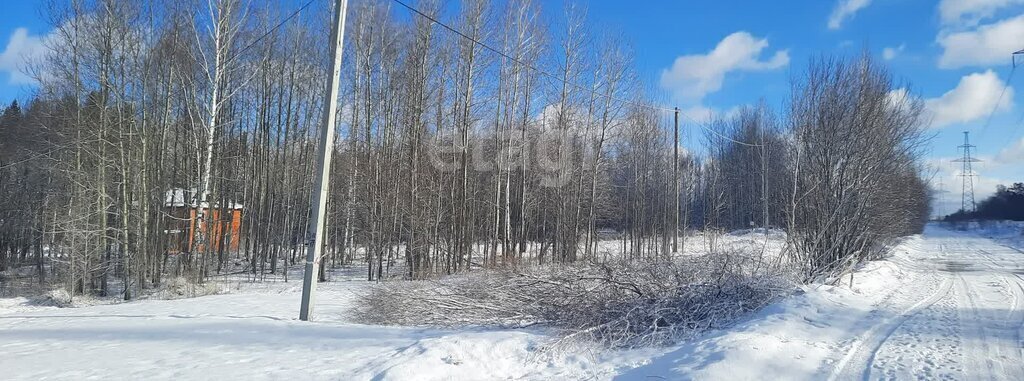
0, 297, 57, 315
0, 280, 641, 380
971, 220, 1024, 249
2, 224, 1023, 380
620, 225, 1024, 380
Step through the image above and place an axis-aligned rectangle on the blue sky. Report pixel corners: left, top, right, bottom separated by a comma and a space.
1, 0, 1022, 215
575, 0, 1024, 216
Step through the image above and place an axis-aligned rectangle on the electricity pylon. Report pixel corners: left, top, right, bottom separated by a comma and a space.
953, 131, 980, 213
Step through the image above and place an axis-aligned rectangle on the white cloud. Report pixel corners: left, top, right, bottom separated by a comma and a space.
679, 104, 746, 125
680, 105, 715, 124
996, 136, 1024, 164
0, 28, 48, 85
938, 0, 1024, 26
924, 70, 1013, 128
887, 87, 912, 112
882, 44, 905, 60
938, 14, 1024, 68
828, 0, 873, 30
928, 155, 1012, 216
659, 31, 789, 102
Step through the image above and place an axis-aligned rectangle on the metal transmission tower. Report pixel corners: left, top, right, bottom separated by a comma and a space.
953, 131, 981, 213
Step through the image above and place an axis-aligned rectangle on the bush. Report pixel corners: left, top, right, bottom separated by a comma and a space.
352, 254, 793, 348
152, 276, 226, 299
787, 55, 930, 282
41, 288, 73, 307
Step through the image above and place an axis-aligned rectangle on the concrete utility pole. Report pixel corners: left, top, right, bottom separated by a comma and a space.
300, 0, 349, 321
673, 107, 680, 254
954, 131, 980, 214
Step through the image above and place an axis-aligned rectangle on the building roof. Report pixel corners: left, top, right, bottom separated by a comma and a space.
165, 188, 243, 210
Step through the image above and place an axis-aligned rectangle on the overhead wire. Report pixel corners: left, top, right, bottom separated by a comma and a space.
1007, 102, 1024, 143
976, 63, 1016, 141
193, 0, 766, 148
389, 0, 763, 147
980, 53, 1024, 158
223, 0, 317, 67
205, 0, 763, 148
1007, 55, 1024, 144
0, 149, 58, 170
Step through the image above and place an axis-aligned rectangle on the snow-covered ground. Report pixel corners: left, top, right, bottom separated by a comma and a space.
0, 277, 652, 379
971, 220, 1024, 250
2, 224, 1023, 380
621, 225, 1024, 380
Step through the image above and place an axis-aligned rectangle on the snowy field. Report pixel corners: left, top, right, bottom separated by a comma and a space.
1, 224, 1023, 380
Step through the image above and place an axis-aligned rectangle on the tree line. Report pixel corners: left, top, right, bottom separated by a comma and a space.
0, 0, 932, 300
944, 183, 1024, 222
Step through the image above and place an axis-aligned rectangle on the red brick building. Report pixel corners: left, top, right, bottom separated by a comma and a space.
164, 189, 243, 254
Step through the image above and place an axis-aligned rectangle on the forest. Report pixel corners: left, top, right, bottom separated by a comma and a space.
944, 182, 1024, 222
0, 0, 931, 306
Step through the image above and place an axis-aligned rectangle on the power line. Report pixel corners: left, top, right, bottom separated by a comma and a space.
977, 64, 1016, 140
391, 1, 664, 108
1006, 51, 1024, 142
389, 0, 763, 147
1010, 108, 1024, 141
692, 114, 764, 147
0, 149, 58, 170
224, 0, 317, 66
978, 50, 1024, 157
953, 131, 980, 213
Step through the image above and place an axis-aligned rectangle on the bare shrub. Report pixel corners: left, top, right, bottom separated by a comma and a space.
149, 276, 227, 299
786, 54, 930, 282
352, 254, 793, 348
31, 289, 74, 307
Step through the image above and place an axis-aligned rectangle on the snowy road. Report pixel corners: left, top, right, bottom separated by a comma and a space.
1, 226, 1023, 380
622, 225, 1024, 380
829, 230, 1024, 381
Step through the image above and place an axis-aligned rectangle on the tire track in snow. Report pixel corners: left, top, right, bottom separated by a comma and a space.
996, 243, 1024, 379
1000, 273, 1024, 381
827, 275, 954, 381
980, 246, 1024, 380
955, 273, 992, 381
956, 243, 1024, 381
